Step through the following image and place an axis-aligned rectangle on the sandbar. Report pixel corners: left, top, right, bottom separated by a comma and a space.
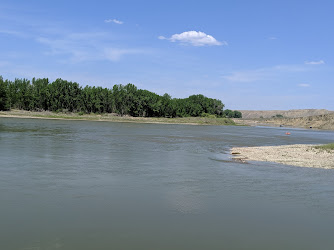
231, 144, 334, 169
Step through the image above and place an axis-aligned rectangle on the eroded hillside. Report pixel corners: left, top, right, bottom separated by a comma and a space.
240, 109, 333, 119
264, 113, 334, 130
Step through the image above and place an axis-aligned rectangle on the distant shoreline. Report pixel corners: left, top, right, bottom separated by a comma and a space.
233, 117, 334, 131
233, 109, 334, 130
0, 110, 236, 126
231, 144, 334, 169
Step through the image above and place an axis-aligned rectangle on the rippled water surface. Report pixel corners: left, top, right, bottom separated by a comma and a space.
1, 117, 334, 249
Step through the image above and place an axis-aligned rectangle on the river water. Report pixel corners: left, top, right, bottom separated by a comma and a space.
1, 117, 334, 249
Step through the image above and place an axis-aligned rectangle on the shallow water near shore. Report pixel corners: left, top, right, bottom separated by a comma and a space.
1, 117, 334, 249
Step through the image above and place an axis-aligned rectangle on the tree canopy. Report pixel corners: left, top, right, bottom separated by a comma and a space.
0, 76, 241, 118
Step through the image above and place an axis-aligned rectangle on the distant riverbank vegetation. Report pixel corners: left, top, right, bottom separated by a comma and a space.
0, 76, 241, 118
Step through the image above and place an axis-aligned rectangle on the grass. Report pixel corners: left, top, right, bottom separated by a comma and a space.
0, 109, 236, 126
314, 143, 334, 151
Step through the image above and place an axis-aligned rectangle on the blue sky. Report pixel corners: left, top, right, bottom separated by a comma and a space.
1, 0, 333, 110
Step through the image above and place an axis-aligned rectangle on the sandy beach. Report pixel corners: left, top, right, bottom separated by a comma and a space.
231, 144, 334, 169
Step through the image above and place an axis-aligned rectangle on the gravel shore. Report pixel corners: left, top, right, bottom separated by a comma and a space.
231, 144, 334, 169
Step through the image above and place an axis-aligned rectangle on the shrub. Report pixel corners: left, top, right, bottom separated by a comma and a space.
314, 143, 334, 151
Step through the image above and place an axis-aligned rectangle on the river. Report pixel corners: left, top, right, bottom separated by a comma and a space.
1, 117, 334, 249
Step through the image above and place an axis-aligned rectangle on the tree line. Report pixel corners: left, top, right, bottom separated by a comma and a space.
0, 76, 242, 118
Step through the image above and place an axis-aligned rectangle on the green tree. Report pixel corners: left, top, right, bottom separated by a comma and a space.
31, 78, 49, 111
0, 76, 9, 111
0, 76, 231, 119
233, 110, 242, 118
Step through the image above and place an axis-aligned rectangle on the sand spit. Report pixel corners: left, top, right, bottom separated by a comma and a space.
231, 144, 334, 169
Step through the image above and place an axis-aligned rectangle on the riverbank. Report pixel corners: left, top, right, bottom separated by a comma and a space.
231, 144, 334, 169
263, 113, 334, 130
0, 109, 236, 126
233, 113, 334, 131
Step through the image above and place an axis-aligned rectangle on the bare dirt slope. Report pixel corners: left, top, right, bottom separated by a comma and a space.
263, 113, 334, 130
240, 109, 333, 119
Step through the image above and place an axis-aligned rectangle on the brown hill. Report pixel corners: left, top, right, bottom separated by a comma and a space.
263, 113, 334, 130
240, 109, 334, 119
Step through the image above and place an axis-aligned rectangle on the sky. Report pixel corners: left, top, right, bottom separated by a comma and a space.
0, 0, 333, 110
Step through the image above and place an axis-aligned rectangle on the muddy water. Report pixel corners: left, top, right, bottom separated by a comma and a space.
1, 117, 334, 249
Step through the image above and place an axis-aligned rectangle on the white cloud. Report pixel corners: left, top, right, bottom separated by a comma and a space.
104, 19, 123, 24
36, 32, 146, 63
223, 65, 309, 83
223, 70, 264, 83
298, 83, 310, 87
103, 48, 144, 61
272, 65, 307, 72
304, 60, 325, 65
158, 36, 166, 40
268, 36, 277, 40
0, 29, 27, 38
160, 31, 226, 46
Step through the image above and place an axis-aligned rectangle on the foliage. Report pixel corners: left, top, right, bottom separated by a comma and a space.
201, 112, 216, 118
314, 143, 334, 151
0, 76, 10, 111
272, 114, 284, 118
0, 76, 240, 118
222, 109, 242, 118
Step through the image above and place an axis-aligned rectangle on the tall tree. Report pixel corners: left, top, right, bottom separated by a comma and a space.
0, 76, 237, 118
0, 76, 9, 111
